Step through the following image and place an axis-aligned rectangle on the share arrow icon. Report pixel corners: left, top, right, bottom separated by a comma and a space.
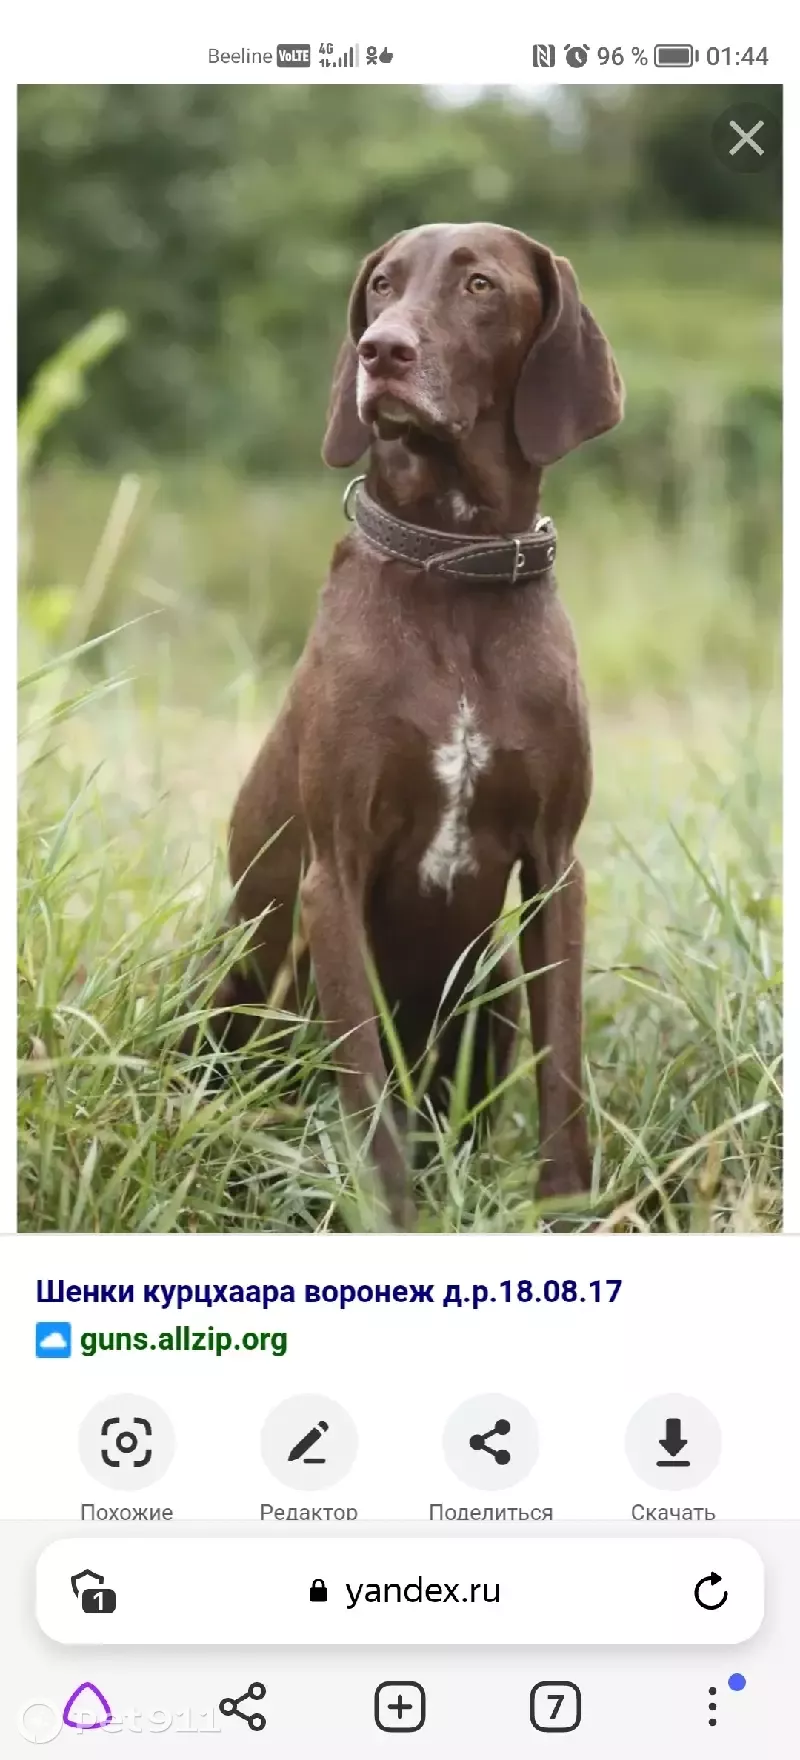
657, 1417, 691, 1466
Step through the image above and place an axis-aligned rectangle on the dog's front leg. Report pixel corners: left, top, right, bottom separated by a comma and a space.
520, 841, 591, 1199
300, 859, 416, 1230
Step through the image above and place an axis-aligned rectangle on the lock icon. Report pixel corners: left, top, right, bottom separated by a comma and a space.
309, 1578, 328, 1603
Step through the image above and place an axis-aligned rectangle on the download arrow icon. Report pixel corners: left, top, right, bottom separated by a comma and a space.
658, 1417, 690, 1464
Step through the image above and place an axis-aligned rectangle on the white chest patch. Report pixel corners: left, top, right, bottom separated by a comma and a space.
419, 697, 492, 897
448, 490, 474, 522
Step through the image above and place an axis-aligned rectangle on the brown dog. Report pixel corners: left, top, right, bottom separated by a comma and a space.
201, 223, 623, 1228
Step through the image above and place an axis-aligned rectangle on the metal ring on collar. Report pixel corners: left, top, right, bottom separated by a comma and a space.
342, 474, 367, 521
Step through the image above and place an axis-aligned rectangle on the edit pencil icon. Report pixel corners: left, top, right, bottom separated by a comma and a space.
287, 1420, 329, 1464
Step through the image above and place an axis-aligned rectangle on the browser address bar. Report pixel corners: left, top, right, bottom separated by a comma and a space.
37, 1538, 764, 1646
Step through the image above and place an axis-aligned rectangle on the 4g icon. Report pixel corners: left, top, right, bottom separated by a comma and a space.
532, 44, 556, 67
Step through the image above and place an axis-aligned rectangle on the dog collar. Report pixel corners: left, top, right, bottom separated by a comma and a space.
343, 477, 556, 586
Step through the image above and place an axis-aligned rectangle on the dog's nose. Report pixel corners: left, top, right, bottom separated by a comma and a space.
358, 325, 419, 378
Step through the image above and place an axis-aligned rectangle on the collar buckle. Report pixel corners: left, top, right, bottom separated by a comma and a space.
342, 474, 366, 522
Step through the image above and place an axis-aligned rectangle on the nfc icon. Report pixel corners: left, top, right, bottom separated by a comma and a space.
532, 44, 556, 67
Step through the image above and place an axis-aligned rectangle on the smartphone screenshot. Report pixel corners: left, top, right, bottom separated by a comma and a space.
7, 11, 793, 1754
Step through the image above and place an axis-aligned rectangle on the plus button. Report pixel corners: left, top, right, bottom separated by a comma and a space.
375, 1682, 426, 1734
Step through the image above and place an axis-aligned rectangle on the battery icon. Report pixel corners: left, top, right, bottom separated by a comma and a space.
654, 44, 696, 66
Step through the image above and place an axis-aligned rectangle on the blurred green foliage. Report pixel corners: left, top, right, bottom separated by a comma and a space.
18, 82, 781, 470
18, 83, 781, 697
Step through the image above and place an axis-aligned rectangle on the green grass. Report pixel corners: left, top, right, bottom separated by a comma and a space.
18, 633, 781, 1235
21, 467, 780, 705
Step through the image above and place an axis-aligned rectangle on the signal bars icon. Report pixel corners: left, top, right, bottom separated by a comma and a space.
319, 41, 359, 68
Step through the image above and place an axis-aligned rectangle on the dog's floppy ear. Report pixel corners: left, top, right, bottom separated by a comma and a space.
321, 336, 368, 469
322, 240, 397, 468
513, 238, 624, 467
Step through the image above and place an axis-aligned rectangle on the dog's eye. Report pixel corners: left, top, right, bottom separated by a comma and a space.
371, 274, 391, 296
466, 273, 494, 294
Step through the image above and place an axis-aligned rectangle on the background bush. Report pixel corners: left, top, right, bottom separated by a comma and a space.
18, 83, 782, 693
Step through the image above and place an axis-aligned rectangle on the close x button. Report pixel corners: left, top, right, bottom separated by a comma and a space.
710, 103, 780, 173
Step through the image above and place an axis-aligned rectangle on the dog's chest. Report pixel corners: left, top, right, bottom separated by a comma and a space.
330, 567, 585, 901
377, 687, 535, 904
417, 694, 493, 896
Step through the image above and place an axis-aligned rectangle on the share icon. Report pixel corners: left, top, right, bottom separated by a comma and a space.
469, 1418, 512, 1466
219, 1681, 266, 1732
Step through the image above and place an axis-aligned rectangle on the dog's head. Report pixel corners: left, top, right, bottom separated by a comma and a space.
323, 222, 624, 469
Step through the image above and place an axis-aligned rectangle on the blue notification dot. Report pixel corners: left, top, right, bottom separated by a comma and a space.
728, 1674, 746, 1692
